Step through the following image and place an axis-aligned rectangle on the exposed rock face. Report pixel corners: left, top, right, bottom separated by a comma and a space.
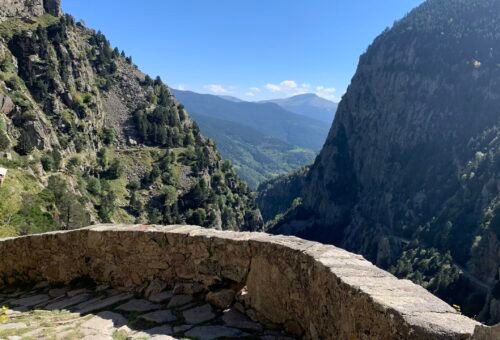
0, 0, 45, 21
0, 94, 14, 114
43, 0, 60, 16
263, 0, 500, 322
0, 224, 490, 339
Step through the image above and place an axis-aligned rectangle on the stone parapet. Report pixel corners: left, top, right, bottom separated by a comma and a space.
0, 224, 494, 339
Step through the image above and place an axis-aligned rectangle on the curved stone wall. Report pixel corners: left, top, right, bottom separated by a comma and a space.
0, 224, 495, 339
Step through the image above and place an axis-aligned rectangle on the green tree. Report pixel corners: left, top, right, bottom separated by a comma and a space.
86, 177, 101, 196
129, 191, 143, 216
98, 188, 117, 222
97, 148, 110, 168
15, 130, 35, 155
58, 192, 90, 230
102, 128, 116, 145
41, 153, 55, 171
188, 208, 206, 226
107, 158, 125, 179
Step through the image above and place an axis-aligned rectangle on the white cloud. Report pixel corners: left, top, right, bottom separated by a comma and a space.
204, 84, 230, 94
265, 83, 282, 92
315, 86, 338, 101
280, 80, 298, 89
176, 84, 187, 91
258, 80, 339, 101
263, 80, 313, 97
245, 87, 261, 97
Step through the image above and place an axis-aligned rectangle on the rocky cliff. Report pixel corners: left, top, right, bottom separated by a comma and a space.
261, 0, 500, 323
0, 0, 59, 21
0, 0, 262, 236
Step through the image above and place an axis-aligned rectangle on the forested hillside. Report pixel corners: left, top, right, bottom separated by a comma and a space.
189, 113, 315, 189
0, 4, 262, 237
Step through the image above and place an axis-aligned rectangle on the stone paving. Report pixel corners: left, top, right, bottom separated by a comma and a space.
0, 282, 295, 340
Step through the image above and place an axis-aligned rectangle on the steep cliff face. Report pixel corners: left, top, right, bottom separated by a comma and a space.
0, 0, 262, 236
264, 0, 500, 322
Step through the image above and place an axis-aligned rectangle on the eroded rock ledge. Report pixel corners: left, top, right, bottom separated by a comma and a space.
0, 224, 495, 339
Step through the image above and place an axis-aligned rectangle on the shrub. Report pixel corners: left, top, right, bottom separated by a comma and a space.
0, 129, 10, 151
102, 128, 115, 145
41, 153, 55, 171
86, 177, 101, 195
106, 158, 124, 179
15, 130, 35, 155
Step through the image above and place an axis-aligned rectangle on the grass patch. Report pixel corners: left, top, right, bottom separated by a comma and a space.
112, 329, 129, 340
0, 168, 43, 237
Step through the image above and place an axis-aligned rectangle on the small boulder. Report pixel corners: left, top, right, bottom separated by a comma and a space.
144, 279, 167, 298
148, 291, 173, 303
284, 319, 304, 337
166, 295, 193, 308
182, 304, 215, 325
117, 299, 160, 313
0, 95, 14, 115
206, 289, 235, 310
173, 282, 205, 295
139, 310, 176, 324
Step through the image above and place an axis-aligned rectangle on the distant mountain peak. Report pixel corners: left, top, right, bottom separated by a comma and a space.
261, 93, 338, 123
290, 93, 322, 99
218, 95, 245, 103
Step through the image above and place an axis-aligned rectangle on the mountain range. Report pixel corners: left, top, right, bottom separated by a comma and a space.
2, 0, 500, 329
172, 90, 331, 188
261, 93, 338, 124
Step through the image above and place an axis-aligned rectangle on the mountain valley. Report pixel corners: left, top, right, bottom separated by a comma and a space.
172, 89, 330, 188
1, 0, 500, 334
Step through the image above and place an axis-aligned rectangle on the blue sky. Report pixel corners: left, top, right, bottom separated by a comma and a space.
63, 0, 424, 102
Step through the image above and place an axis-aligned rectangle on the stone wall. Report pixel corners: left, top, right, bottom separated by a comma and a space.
0, 224, 496, 339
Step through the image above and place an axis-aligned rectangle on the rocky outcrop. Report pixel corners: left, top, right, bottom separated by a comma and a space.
0, 0, 44, 21
0, 0, 61, 21
43, 0, 60, 16
0, 94, 14, 115
0, 224, 493, 339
